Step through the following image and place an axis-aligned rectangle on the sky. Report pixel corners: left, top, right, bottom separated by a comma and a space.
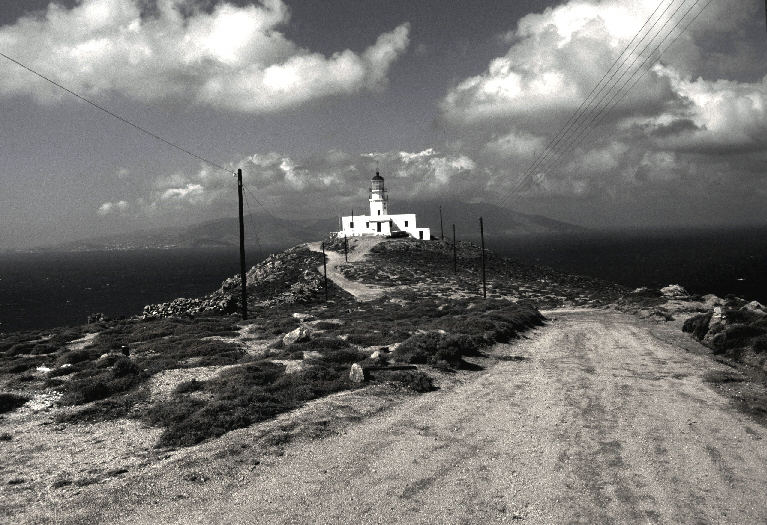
0, 0, 765, 249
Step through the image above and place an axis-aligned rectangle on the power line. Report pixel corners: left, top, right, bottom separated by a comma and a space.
242, 185, 279, 222
524, 0, 702, 185
519, 0, 676, 184
0, 51, 234, 175
498, 0, 712, 205
241, 190, 264, 253
509, 0, 690, 197
519, 0, 709, 193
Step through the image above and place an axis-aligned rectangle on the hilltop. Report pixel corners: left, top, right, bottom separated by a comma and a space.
1, 236, 766, 523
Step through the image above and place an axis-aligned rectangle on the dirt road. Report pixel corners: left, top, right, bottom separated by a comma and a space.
93, 309, 767, 524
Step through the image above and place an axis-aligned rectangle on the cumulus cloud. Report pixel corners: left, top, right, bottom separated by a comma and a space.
116, 148, 479, 219
437, 0, 766, 215
97, 199, 129, 215
0, 0, 410, 111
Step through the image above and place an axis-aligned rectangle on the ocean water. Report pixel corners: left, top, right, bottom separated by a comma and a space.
0, 249, 268, 333
1, 227, 766, 333
491, 227, 767, 304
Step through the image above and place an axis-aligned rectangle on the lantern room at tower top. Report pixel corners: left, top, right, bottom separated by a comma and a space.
338, 171, 431, 240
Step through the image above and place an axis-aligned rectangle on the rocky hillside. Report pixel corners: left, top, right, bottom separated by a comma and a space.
2, 235, 765, 522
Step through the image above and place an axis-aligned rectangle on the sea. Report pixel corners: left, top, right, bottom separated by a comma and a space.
1, 227, 766, 333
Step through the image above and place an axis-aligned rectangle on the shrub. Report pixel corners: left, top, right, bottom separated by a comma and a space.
57, 349, 99, 366
726, 309, 763, 325
147, 359, 354, 447
175, 379, 205, 394
682, 313, 712, 341
723, 324, 766, 349
61, 356, 147, 405
754, 335, 767, 354
393, 332, 479, 367
376, 370, 436, 392
0, 393, 29, 414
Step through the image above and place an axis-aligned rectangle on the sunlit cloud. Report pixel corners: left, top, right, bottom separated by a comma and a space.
0, 0, 410, 112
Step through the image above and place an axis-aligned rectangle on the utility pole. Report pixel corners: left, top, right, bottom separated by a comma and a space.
479, 217, 486, 299
237, 168, 248, 320
439, 205, 444, 241
452, 223, 457, 274
344, 235, 348, 262
322, 241, 328, 301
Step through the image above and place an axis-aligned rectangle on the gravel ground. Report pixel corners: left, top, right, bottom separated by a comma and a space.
22, 309, 766, 524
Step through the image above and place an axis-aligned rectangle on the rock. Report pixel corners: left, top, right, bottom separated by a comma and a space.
292, 312, 315, 321
370, 347, 390, 362
660, 284, 688, 298
742, 301, 766, 314
702, 294, 723, 308
349, 363, 365, 383
283, 326, 311, 345
87, 312, 108, 323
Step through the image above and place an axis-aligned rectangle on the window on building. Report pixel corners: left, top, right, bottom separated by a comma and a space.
377, 210, 381, 215
366, 222, 369, 228
350, 221, 354, 228
419, 231, 423, 239
377, 223, 382, 232
404, 220, 409, 227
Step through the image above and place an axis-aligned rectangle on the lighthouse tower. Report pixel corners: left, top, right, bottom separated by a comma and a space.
369, 171, 388, 217
338, 169, 430, 240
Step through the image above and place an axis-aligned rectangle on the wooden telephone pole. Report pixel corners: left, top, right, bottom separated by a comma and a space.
479, 217, 486, 299
452, 223, 457, 274
322, 242, 328, 301
237, 168, 248, 320
439, 205, 444, 240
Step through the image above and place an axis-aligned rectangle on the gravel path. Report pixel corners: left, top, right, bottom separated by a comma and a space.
307, 239, 386, 301
87, 310, 767, 524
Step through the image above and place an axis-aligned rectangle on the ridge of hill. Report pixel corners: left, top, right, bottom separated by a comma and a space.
37, 201, 583, 252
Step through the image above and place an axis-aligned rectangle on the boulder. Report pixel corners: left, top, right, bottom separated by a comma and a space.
660, 284, 688, 298
742, 301, 766, 315
283, 326, 311, 346
349, 363, 365, 383
702, 294, 723, 308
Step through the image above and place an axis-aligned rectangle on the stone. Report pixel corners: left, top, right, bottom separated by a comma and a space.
660, 284, 688, 298
742, 301, 766, 314
349, 363, 365, 383
282, 326, 311, 345
702, 294, 723, 308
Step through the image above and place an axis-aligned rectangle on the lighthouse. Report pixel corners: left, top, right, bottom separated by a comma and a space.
369, 171, 388, 217
339, 170, 430, 240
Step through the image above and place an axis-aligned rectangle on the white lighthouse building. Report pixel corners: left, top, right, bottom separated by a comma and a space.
339, 171, 430, 240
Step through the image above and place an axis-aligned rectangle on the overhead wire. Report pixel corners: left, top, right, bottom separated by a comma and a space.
505, 0, 692, 198
241, 189, 264, 253
496, 0, 713, 207
519, 0, 677, 183
0, 51, 235, 176
516, 0, 706, 191
511, 0, 711, 197
1, 49, 282, 228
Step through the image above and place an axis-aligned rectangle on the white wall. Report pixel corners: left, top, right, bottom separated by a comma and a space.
339, 213, 429, 239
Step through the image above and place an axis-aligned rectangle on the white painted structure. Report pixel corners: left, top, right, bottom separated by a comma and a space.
339, 171, 430, 240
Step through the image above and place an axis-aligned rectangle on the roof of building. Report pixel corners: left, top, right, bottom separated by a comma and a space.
371, 171, 384, 181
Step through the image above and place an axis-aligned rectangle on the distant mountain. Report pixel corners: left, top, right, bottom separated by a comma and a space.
401, 200, 587, 239
41, 202, 584, 252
